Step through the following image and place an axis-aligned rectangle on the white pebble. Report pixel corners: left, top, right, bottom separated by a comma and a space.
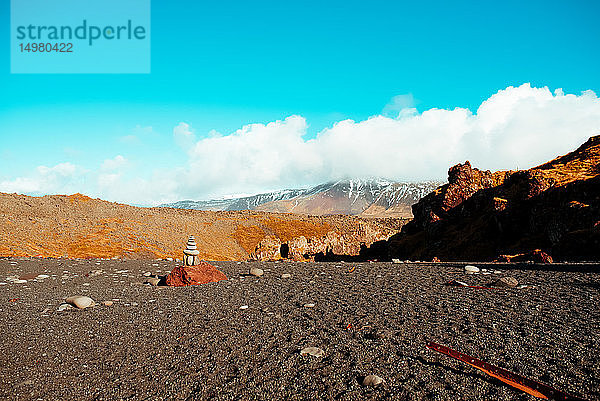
300, 347, 324, 357
240, 305, 249, 310
65, 295, 95, 309
464, 265, 480, 274
363, 375, 384, 386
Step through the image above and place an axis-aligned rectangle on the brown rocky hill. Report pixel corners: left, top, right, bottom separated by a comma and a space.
0, 192, 404, 261
387, 135, 600, 262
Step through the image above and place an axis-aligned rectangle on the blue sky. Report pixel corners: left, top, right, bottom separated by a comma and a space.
1, 0, 600, 205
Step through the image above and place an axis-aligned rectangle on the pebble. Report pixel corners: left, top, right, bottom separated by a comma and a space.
13, 279, 28, 284
65, 295, 95, 309
101, 300, 114, 306
36, 274, 49, 279
303, 303, 316, 308
240, 305, 249, 310
249, 267, 264, 277
142, 272, 152, 277
281, 273, 292, 279
362, 375, 384, 387
57, 303, 74, 312
464, 265, 480, 274
494, 270, 502, 274
145, 277, 161, 286
300, 347, 324, 358
494, 276, 519, 287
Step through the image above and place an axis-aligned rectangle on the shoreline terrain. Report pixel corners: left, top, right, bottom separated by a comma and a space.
1, 257, 598, 400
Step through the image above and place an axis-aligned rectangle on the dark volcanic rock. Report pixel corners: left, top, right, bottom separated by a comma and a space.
164, 262, 227, 286
388, 136, 600, 262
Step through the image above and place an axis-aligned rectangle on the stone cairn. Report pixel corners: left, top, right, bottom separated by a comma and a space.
183, 235, 200, 266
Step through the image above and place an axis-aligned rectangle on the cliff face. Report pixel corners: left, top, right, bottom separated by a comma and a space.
388, 136, 600, 261
0, 192, 402, 261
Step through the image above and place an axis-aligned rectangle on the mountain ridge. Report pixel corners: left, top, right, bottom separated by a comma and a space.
160, 178, 442, 218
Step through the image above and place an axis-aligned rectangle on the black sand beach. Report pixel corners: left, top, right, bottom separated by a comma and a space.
1, 258, 598, 400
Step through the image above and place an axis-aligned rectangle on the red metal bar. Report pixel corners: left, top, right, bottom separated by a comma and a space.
425, 341, 588, 400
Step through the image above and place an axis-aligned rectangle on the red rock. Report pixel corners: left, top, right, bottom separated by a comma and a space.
496, 250, 553, 264
432, 257, 441, 262
165, 261, 227, 287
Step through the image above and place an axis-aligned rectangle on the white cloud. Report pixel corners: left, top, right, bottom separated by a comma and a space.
0, 162, 85, 195
101, 155, 127, 171
173, 122, 196, 148
2, 84, 600, 205
176, 84, 600, 198
382, 93, 416, 117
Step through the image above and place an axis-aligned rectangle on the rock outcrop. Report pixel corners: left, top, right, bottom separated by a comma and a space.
250, 222, 391, 261
387, 136, 600, 262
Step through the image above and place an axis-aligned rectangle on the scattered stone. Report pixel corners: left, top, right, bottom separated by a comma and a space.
493, 270, 502, 274
0, 282, 6, 286
101, 300, 114, 306
142, 272, 152, 277
131, 302, 139, 306
447, 280, 469, 287
65, 295, 95, 309
13, 279, 27, 284
36, 274, 49, 279
166, 258, 173, 261
240, 305, 249, 310
362, 375, 384, 387
464, 265, 480, 274
300, 347, 324, 358
249, 267, 264, 277
392, 259, 401, 264
492, 276, 519, 288
57, 303, 74, 312
303, 303, 316, 308
82, 283, 90, 286
116, 270, 128, 274
145, 277, 161, 286
281, 273, 292, 278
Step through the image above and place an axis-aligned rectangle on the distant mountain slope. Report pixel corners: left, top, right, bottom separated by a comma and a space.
0, 192, 401, 261
160, 179, 442, 218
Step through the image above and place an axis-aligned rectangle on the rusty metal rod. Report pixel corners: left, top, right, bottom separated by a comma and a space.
425, 340, 588, 400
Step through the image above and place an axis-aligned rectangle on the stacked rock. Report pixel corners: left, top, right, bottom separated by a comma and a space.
183, 235, 200, 266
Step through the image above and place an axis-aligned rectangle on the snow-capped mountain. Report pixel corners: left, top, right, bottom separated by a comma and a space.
159, 178, 442, 218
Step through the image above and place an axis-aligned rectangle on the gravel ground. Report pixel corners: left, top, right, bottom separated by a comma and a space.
0, 258, 598, 401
